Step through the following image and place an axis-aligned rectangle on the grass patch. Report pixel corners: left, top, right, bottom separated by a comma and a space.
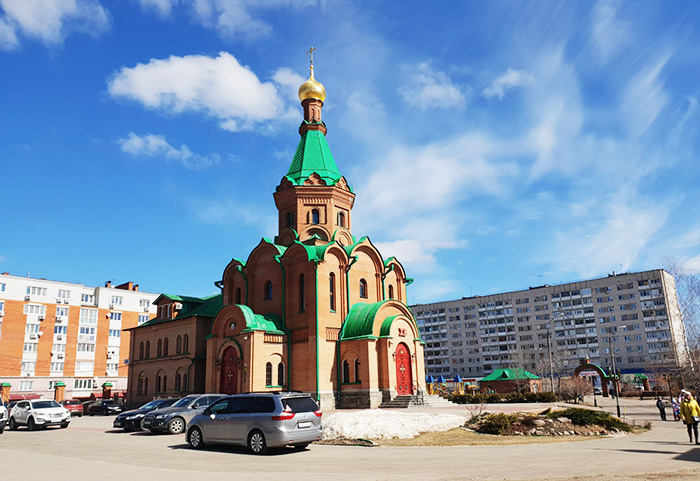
547, 408, 632, 432
376, 427, 597, 446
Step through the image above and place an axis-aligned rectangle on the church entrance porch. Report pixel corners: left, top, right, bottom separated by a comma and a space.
219, 346, 240, 395
395, 342, 413, 395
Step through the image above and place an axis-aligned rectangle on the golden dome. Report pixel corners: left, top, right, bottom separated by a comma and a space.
298, 66, 326, 102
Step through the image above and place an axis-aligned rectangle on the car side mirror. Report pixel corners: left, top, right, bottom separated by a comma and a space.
209, 413, 216, 420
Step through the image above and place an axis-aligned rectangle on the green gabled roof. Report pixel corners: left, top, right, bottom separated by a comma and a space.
285, 130, 344, 186
138, 294, 223, 328
480, 368, 540, 382
236, 305, 285, 334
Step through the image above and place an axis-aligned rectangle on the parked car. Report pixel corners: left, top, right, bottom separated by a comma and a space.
87, 399, 124, 416
142, 394, 224, 435
113, 398, 178, 431
8, 399, 71, 430
593, 388, 603, 395
186, 392, 323, 454
0, 403, 7, 434
60, 399, 84, 417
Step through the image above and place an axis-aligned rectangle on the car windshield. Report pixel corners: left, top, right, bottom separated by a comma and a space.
64, 400, 80, 405
140, 400, 160, 410
103, 401, 116, 406
33, 401, 61, 409
171, 397, 194, 408
281, 397, 319, 413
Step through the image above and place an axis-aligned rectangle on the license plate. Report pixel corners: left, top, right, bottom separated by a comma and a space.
297, 421, 312, 429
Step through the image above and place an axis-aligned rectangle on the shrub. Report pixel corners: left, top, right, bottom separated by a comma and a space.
476, 413, 518, 435
448, 391, 556, 404
547, 408, 631, 432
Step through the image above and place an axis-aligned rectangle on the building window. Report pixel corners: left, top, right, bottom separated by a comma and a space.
23, 304, 46, 316
57, 289, 71, 299
183, 334, 189, 353
139, 299, 150, 308
266, 362, 273, 386
110, 312, 122, 321
299, 274, 305, 312
74, 379, 93, 390
79, 326, 96, 342
311, 209, 320, 225
18, 381, 34, 391
138, 314, 149, 325
354, 359, 361, 382
277, 362, 285, 386
139, 342, 144, 359
388, 285, 394, 300
81, 293, 95, 304
21, 362, 36, 373
176, 335, 182, 354
236, 287, 242, 304
50, 362, 64, 372
23, 343, 38, 352
359, 279, 368, 299
145, 340, 151, 359
79, 308, 98, 325
157, 339, 163, 357
329, 273, 336, 311
338, 212, 345, 227
286, 211, 293, 227
109, 329, 121, 338
264, 281, 273, 300
26, 286, 47, 296
77, 343, 95, 352
163, 337, 169, 356
75, 361, 94, 373
110, 296, 123, 306
342, 360, 350, 383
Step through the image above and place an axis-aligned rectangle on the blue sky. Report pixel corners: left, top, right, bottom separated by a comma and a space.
1, 0, 699, 304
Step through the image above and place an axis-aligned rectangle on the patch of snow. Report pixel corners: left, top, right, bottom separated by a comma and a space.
322, 409, 468, 440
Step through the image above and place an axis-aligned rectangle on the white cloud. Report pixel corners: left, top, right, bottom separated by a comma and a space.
0, 0, 110, 49
398, 62, 467, 110
551, 198, 669, 278
118, 132, 220, 170
620, 56, 670, 138
591, 0, 629, 61
108, 52, 296, 132
482, 68, 533, 99
137, 0, 177, 17
374, 239, 466, 275
683, 253, 700, 273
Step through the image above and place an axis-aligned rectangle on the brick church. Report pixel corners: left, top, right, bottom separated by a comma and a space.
126, 58, 425, 409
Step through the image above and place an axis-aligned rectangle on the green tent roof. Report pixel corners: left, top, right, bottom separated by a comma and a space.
284, 129, 345, 186
480, 368, 540, 382
340, 302, 386, 340
236, 305, 285, 335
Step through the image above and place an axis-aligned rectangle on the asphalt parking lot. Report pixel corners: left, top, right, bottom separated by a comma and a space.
1, 398, 700, 481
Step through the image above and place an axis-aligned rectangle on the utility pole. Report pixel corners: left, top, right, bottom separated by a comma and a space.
547, 332, 555, 396
609, 336, 621, 417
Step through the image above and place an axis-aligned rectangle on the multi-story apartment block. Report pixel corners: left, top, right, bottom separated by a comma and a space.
412, 270, 689, 383
0, 273, 158, 400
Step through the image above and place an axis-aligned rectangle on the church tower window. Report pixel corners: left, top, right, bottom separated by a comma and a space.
329, 273, 336, 311
359, 279, 368, 299
277, 362, 285, 386
286, 211, 293, 227
388, 285, 394, 300
311, 209, 320, 225
264, 281, 273, 300
235, 287, 242, 304
299, 274, 305, 312
338, 212, 345, 227
266, 362, 272, 386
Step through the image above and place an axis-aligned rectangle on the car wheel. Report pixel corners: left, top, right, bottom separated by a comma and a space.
139, 418, 146, 431
188, 427, 205, 449
293, 443, 309, 451
27, 417, 36, 431
9, 418, 17, 431
248, 430, 268, 455
167, 417, 185, 435
60, 423, 69, 429
89, 410, 94, 416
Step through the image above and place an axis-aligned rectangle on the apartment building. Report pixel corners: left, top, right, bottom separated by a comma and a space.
412, 270, 688, 383
0, 273, 158, 400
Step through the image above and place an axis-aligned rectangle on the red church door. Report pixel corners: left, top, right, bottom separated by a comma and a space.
219, 346, 239, 395
395, 343, 413, 395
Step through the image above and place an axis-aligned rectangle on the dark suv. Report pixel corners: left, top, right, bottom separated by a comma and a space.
113, 398, 178, 431
142, 394, 223, 434
87, 399, 124, 416
186, 392, 323, 454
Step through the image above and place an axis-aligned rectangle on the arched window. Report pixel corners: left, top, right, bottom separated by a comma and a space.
176, 335, 182, 354
359, 278, 368, 299
342, 360, 350, 383
143, 377, 148, 395
155, 374, 161, 393
163, 337, 169, 356
139, 342, 144, 360
329, 273, 336, 311
145, 341, 151, 359
277, 362, 285, 387
299, 274, 305, 312
266, 362, 272, 386
183, 373, 188, 392
235, 287, 242, 304
354, 359, 361, 382
264, 281, 273, 300
162, 375, 167, 393
311, 209, 320, 225
388, 285, 394, 300
175, 373, 181, 392
338, 212, 345, 227
157, 339, 162, 358
286, 211, 293, 227
138, 372, 145, 395
183, 334, 189, 353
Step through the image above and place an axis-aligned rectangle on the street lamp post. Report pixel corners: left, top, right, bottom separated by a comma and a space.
591, 376, 598, 407
609, 336, 621, 418
547, 331, 555, 396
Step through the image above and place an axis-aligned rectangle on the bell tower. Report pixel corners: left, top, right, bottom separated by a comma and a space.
274, 48, 355, 247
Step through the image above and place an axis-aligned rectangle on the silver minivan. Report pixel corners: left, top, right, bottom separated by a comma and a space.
186, 392, 322, 454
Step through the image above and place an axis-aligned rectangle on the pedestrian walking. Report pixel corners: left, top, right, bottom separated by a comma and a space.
680, 390, 700, 444
655, 396, 667, 421
672, 398, 681, 421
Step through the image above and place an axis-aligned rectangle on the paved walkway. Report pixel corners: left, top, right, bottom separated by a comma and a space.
1, 395, 698, 481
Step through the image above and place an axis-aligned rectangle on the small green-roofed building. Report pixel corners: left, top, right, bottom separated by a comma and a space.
479, 368, 543, 394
